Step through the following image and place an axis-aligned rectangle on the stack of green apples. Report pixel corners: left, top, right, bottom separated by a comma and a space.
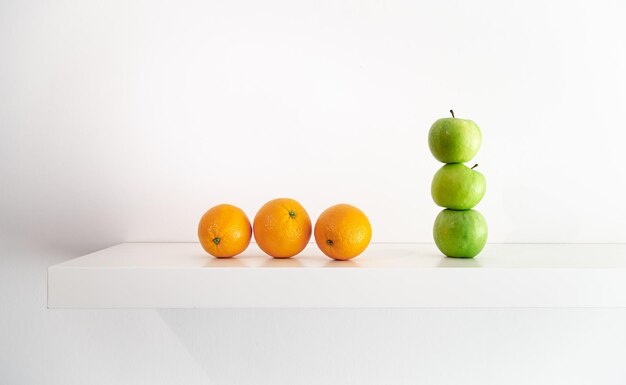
428, 110, 488, 258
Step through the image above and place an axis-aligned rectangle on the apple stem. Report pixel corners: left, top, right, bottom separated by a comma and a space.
450, 109, 455, 118
471, 164, 478, 169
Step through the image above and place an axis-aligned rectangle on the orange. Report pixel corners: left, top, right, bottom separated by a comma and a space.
314, 204, 372, 260
253, 198, 312, 258
198, 204, 252, 258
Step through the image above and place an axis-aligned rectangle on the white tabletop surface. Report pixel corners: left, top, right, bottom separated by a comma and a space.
53, 242, 626, 269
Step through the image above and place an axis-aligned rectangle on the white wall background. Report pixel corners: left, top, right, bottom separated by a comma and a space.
1, 0, 626, 384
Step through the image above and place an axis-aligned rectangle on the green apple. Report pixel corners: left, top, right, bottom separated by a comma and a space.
431, 163, 486, 210
428, 110, 481, 163
433, 209, 487, 258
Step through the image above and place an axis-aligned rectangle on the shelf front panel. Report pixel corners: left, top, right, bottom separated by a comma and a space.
47, 243, 626, 308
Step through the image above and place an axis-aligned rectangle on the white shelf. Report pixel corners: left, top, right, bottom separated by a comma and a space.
47, 243, 626, 308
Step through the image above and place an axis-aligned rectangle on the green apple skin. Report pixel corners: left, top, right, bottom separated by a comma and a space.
428, 117, 482, 163
433, 209, 488, 258
431, 164, 486, 210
